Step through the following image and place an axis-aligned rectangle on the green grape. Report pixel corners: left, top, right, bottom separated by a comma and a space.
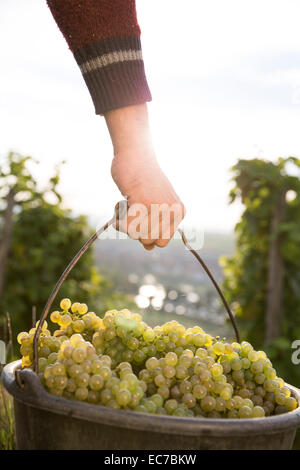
163, 366, 176, 379
237, 388, 251, 399
143, 329, 155, 342
243, 398, 254, 408
179, 355, 192, 368
212, 381, 224, 395
231, 370, 244, 384
220, 360, 231, 374
165, 399, 178, 414
76, 372, 90, 388
150, 394, 164, 408
254, 373, 266, 385
146, 357, 159, 371
227, 410, 239, 418
192, 384, 207, 400
199, 370, 211, 382
250, 361, 264, 374
244, 369, 254, 381
39, 346, 51, 358
264, 379, 280, 393
75, 387, 88, 401
220, 385, 233, 400
60, 314, 72, 327
201, 396, 216, 412
173, 407, 186, 417
100, 389, 113, 404
195, 348, 207, 359
190, 374, 201, 386
157, 386, 170, 400
193, 334, 205, 347
87, 391, 99, 404
70, 334, 83, 348
264, 401, 275, 414
285, 397, 298, 411
165, 352, 178, 366
116, 389, 131, 407
274, 405, 288, 415
241, 358, 250, 369
73, 320, 85, 333
60, 298, 71, 311
231, 358, 242, 371
215, 398, 226, 412
238, 406, 252, 418
72, 348, 86, 364
68, 364, 83, 379
122, 350, 134, 362
132, 350, 145, 364
275, 393, 286, 406
154, 374, 166, 387
225, 398, 235, 411
176, 365, 188, 380
143, 399, 157, 414
81, 360, 92, 374
264, 367, 276, 380
139, 369, 151, 383
156, 407, 167, 415
52, 362, 66, 376
66, 378, 77, 393
182, 393, 196, 409
211, 363, 223, 378
248, 351, 259, 362
62, 345, 74, 359
212, 342, 225, 355
252, 395, 263, 406
54, 376, 68, 390
38, 357, 47, 371
233, 395, 244, 409
98, 366, 111, 381
245, 380, 256, 391
281, 387, 291, 398
179, 380, 192, 395
134, 405, 147, 413
50, 311, 61, 324
45, 376, 55, 389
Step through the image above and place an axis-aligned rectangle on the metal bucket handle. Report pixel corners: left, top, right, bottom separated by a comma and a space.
30, 201, 240, 375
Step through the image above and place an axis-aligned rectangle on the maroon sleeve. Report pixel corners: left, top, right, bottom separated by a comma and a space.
47, 0, 152, 114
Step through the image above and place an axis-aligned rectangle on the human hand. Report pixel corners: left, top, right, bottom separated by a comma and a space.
105, 104, 185, 250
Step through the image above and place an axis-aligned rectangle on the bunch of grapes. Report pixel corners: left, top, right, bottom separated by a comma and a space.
17, 298, 298, 419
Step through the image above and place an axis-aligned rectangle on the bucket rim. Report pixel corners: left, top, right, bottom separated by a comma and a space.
2, 360, 300, 437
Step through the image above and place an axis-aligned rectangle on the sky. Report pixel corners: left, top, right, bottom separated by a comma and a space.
1, 0, 300, 233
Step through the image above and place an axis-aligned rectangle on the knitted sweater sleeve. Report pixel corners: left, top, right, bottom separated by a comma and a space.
46, 0, 152, 115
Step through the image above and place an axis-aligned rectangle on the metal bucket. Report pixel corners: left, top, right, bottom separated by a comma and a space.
2, 360, 300, 450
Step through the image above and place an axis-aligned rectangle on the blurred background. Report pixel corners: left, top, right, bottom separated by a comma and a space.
1, 0, 300, 448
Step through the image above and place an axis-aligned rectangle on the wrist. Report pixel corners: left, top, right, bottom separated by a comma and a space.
104, 103, 153, 156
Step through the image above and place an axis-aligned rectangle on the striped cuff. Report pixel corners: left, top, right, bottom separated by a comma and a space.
74, 36, 152, 115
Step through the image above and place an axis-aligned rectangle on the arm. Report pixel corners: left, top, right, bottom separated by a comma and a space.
47, 1, 185, 248
46, 0, 151, 114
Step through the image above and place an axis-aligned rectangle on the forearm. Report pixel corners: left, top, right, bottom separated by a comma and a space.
46, 0, 152, 114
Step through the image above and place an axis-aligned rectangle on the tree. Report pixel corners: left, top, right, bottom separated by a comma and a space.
221, 157, 300, 385
0, 152, 134, 341
0, 152, 39, 303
